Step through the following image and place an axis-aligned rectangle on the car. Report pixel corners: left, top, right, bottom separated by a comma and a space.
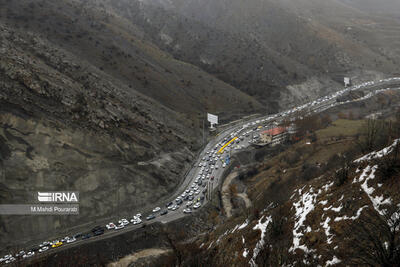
106, 223, 116, 230
195, 190, 200, 195
203, 188, 207, 194
82, 234, 91, 240
5, 257, 16, 264
39, 246, 49, 253
176, 199, 183, 205
167, 205, 173, 210
114, 224, 125, 230
160, 210, 168, 215
41, 241, 51, 247
193, 203, 201, 209
171, 205, 179, 211
211, 176, 215, 180
188, 195, 194, 201
15, 251, 25, 257
136, 213, 142, 218
94, 229, 104, 236
118, 219, 129, 226
91, 226, 103, 233
183, 208, 192, 214
152, 207, 161, 213
52, 242, 63, 248
67, 237, 76, 243
73, 233, 83, 239
23, 251, 35, 258
146, 214, 156, 220
132, 219, 142, 225
166, 201, 173, 208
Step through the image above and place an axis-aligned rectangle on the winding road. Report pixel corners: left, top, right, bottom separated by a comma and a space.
2, 77, 400, 265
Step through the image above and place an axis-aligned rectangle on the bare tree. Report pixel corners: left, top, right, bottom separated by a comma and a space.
344, 206, 400, 266
356, 119, 386, 154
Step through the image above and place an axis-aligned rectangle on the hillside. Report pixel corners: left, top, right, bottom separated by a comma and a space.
0, 0, 267, 251
1, 0, 400, 260
165, 94, 400, 266
128, 0, 400, 89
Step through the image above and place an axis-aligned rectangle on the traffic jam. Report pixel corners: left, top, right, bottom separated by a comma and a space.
2, 77, 399, 264
0, 130, 249, 265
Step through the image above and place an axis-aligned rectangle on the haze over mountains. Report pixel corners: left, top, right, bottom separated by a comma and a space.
1, 0, 400, 256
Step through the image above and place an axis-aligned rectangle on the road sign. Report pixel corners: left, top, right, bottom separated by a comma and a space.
207, 113, 218, 126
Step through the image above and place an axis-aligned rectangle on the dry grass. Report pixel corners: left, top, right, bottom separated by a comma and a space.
316, 119, 365, 139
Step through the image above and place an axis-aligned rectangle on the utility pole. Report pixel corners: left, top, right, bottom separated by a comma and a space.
203, 118, 205, 146
117, 179, 120, 219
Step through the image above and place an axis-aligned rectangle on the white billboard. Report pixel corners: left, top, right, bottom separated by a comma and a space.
207, 113, 218, 125
344, 77, 351, 87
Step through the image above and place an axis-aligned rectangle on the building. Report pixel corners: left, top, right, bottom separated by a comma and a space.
260, 127, 288, 146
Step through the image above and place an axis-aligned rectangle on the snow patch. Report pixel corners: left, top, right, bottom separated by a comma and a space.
331, 204, 343, 213
334, 205, 368, 222
243, 248, 249, 258
249, 215, 272, 267
321, 217, 333, 244
326, 256, 341, 266
239, 219, 249, 230
355, 139, 400, 163
359, 165, 392, 216
322, 181, 334, 192
290, 186, 320, 254
319, 200, 328, 206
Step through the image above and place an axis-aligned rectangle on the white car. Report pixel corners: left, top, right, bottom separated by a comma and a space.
23, 252, 34, 258
5, 257, 16, 264
183, 208, 192, 214
67, 237, 76, 243
193, 203, 201, 209
152, 207, 161, 213
135, 213, 142, 218
15, 251, 25, 257
132, 218, 142, 225
118, 219, 129, 226
114, 224, 125, 230
39, 246, 49, 253
171, 205, 179, 211
106, 222, 116, 229
186, 201, 193, 207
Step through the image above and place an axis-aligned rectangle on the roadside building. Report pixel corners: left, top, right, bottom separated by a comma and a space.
260, 127, 288, 146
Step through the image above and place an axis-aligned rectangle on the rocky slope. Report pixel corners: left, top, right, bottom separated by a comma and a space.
110, 0, 400, 106
0, 0, 265, 251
